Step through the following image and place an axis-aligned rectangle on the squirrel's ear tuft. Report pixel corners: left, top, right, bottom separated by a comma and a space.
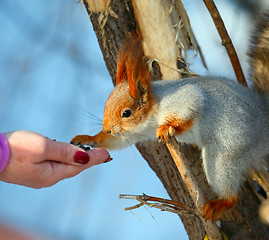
116, 31, 152, 100
116, 36, 129, 86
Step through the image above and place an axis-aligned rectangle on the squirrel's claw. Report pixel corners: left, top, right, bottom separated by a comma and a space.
156, 125, 175, 143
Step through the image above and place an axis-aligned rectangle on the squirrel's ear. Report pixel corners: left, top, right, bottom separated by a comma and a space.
116, 38, 129, 86
116, 31, 151, 100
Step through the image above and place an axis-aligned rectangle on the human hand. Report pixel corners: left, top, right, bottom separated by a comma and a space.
0, 131, 111, 188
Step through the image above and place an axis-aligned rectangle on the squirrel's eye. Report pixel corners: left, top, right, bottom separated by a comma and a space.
122, 109, 132, 118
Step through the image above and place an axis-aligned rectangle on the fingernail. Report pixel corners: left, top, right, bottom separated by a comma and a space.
103, 156, 113, 163
74, 151, 90, 164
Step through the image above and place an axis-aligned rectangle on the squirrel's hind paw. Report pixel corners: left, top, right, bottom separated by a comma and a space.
156, 125, 175, 143
203, 196, 238, 222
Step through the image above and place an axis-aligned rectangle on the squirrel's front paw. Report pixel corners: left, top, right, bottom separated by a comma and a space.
156, 125, 175, 143
70, 135, 98, 148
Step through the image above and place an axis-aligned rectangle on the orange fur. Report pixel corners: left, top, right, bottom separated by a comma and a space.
203, 195, 238, 222
71, 32, 153, 151
116, 31, 151, 100
166, 117, 194, 135
156, 118, 194, 142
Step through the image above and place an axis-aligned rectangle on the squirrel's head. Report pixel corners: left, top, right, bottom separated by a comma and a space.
102, 31, 152, 136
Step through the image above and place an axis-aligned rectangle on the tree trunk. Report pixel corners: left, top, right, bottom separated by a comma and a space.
82, 0, 269, 239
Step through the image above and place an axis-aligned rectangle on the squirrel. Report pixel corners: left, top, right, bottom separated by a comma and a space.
71, 13, 269, 222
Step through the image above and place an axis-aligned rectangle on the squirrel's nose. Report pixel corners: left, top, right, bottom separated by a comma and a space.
103, 124, 120, 135
103, 130, 111, 134
103, 126, 112, 134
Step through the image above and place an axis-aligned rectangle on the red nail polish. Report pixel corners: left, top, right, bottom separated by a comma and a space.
103, 157, 113, 163
74, 151, 90, 164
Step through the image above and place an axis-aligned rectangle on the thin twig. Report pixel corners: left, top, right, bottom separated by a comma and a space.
165, 136, 223, 240
119, 193, 195, 216
203, 0, 247, 86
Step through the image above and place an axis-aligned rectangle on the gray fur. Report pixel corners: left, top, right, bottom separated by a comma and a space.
143, 77, 269, 197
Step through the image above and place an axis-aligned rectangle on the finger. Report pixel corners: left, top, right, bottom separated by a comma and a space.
44, 139, 83, 165
44, 139, 110, 166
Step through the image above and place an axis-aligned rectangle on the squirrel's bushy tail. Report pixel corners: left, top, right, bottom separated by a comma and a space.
249, 12, 269, 94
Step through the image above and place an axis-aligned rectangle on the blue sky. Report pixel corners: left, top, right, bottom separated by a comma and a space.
0, 0, 253, 239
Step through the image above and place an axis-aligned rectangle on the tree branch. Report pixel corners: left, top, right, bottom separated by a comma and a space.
119, 193, 195, 216
203, 0, 247, 86
165, 137, 223, 240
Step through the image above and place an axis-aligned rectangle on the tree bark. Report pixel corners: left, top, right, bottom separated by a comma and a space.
82, 0, 269, 239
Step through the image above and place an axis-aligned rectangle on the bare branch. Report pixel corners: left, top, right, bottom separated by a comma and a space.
119, 193, 195, 216
203, 0, 247, 86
